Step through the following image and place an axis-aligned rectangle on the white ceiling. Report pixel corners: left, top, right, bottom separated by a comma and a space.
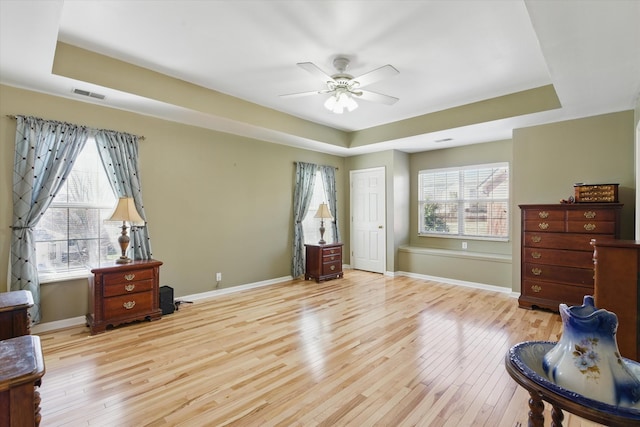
1, 0, 639, 156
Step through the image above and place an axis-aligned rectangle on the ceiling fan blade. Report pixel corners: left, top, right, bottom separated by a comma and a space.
297, 62, 336, 84
353, 64, 399, 88
280, 89, 332, 98
355, 90, 399, 105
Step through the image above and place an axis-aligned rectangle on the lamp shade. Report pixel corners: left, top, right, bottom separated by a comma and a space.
107, 197, 145, 225
314, 203, 333, 220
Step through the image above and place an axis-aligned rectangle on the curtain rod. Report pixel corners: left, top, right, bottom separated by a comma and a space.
294, 161, 339, 170
6, 114, 146, 141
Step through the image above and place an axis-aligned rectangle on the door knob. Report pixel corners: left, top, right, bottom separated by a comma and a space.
378, 225, 384, 229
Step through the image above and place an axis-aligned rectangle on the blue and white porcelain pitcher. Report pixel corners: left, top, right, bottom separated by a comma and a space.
543, 295, 640, 408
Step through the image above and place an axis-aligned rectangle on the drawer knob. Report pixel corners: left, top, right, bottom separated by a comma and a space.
538, 222, 549, 230
531, 285, 542, 293
584, 223, 596, 231
124, 273, 136, 281
531, 268, 542, 276
531, 252, 541, 259
330, 265, 335, 271
531, 235, 542, 243
538, 211, 549, 219
125, 284, 135, 292
123, 301, 136, 310
584, 211, 597, 219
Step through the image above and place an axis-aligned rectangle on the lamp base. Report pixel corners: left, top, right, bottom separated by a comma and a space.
115, 256, 132, 264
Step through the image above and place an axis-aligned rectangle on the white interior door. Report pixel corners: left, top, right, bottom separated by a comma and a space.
350, 167, 386, 274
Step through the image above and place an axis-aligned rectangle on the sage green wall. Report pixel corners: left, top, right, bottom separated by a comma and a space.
344, 150, 410, 272
0, 84, 345, 323
512, 110, 636, 292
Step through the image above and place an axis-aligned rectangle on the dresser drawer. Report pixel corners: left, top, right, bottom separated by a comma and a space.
103, 268, 155, 286
522, 209, 565, 221
523, 220, 565, 232
103, 291, 153, 320
524, 263, 594, 286
567, 208, 618, 221
522, 279, 591, 308
103, 278, 154, 298
566, 221, 616, 234
523, 232, 614, 251
523, 248, 593, 269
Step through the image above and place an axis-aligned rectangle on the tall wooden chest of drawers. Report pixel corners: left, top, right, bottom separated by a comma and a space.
87, 259, 163, 334
519, 204, 622, 312
305, 243, 343, 283
592, 239, 639, 361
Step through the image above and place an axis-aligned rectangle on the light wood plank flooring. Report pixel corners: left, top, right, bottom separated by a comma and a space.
36, 270, 604, 426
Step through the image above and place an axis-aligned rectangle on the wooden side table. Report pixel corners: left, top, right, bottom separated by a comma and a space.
87, 259, 163, 334
304, 243, 343, 283
505, 342, 640, 427
0, 290, 34, 340
0, 335, 46, 427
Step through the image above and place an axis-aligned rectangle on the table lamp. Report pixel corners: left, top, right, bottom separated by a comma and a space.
107, 197, 145, 264
314, 202, 333, 245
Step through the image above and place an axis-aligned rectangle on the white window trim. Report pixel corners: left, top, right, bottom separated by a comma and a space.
418, 162, 510, 240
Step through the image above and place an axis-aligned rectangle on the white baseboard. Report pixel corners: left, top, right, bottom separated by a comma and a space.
396, 270, 513, 294
179, 275, 292, 302
31, 316, 87, 334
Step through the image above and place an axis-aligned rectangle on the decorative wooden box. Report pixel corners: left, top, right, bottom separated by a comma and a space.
573, 183, 618, 203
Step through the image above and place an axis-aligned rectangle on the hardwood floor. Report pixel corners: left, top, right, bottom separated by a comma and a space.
36, 270, 604, 426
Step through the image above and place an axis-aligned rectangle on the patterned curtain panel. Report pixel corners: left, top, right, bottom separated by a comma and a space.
94, 130, 152, 260
320, 165, 340, 244
11, 116, 89, 323
291, 162, 317, 278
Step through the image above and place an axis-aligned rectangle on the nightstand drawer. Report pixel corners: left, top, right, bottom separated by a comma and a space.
103, 279, 154, 297
104, 292, 153, 319
322, 260, 342, 275
103, 268, 155, 286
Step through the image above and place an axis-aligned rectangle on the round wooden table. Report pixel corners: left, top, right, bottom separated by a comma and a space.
505, 341, 640, 427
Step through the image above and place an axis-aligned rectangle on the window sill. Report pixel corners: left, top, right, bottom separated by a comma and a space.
39, 270, 91, 284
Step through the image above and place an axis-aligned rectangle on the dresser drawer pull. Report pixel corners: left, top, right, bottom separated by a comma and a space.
538, 222, 549, 230
123, 301, 136, 310
531, 268, 542, 276
330, 265, 336, 271
584, 211, 597, 219
538, 211, 549, 219
531, 285, 542, 293
531, 252, 541, 259
584, 223, 596, 231
124, 273, 136, 281
125, 284, 136, 292
531, 235, 542, 243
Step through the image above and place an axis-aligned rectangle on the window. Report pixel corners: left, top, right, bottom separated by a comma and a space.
418, 162, 509, 240
302, 171, 335, 244
34, 139, 120, 279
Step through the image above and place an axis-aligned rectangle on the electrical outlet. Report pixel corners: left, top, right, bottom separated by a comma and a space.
216, 272, 222, 281
462, 241, 468, 250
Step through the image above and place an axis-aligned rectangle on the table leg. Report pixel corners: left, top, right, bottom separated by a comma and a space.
551, 404, 564, 427
528, 391, 545, 427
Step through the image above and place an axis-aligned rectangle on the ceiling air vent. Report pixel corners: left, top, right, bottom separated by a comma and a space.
72, 88, 105, 100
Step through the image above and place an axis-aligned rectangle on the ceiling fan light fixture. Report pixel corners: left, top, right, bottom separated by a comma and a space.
324, 91, 358, 114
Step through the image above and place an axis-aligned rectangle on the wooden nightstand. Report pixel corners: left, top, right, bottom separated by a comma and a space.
87, 259, 163, 334
304, 243, 343, 283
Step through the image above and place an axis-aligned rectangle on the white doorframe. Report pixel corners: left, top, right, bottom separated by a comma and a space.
350, 167, 386, 274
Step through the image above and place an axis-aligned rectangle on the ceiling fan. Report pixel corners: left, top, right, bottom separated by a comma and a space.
281, 57, 399, 113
